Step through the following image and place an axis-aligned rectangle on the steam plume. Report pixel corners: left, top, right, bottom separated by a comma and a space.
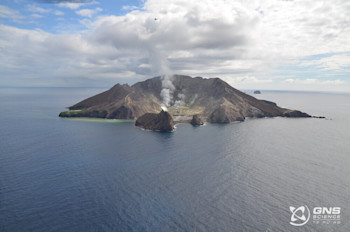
174, 93, 186, 107
160, 74, 175, 108
147, 45, 175, 109
145, 21, 177, 110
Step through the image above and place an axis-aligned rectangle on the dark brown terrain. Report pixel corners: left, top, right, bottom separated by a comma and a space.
191, 115, 204, 126
59, 75, 311, 126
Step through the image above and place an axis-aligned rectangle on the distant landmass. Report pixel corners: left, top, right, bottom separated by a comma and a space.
59, 75, 311, 131
254, 90, 261, 94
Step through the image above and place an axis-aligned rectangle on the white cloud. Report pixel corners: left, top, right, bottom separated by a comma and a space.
0, 5, 24, 21
58, 0, 99, 10
122, 5, 140, 11
225, 76, 273, 85
253, 0, 350, 58
0, 24, 141, 86
0, 0, 350, 90
284, 78, 344, 85
87, 0, 262, 76
299, 54, 350, 72
54, 10, 64, 16
27, 5, 51, 14
58, 2, 84, 10
26, 4, 65, 18
285, 78, 317, 84
76, 7, 102, 18
30, 13, 44, 19
320, 80, 345, 85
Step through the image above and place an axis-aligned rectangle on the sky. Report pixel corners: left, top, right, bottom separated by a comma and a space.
0, 0, 350, 91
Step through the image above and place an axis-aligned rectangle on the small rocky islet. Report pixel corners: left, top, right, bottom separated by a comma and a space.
135, 110, 175, 132
190, 114, 204, 126
59, 75, 315, 132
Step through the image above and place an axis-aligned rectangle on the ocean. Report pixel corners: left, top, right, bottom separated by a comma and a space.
0, 87, 349, 232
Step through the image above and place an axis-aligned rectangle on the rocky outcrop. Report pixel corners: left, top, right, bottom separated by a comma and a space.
190, 115, 204, 126
59, 75, 311, 123
283, 110, 311, 118
135, 110, 174, 132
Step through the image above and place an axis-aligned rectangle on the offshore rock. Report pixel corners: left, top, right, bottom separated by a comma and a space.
190, 114, 204, 126
135, 110, 174, 132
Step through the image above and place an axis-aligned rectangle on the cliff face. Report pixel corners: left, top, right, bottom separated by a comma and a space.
135, 110, 174, 132
59, 75, 310, 122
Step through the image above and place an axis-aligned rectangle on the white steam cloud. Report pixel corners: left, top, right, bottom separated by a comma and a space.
174, 93, 186, 107
143, 22, 177, 110
160, 74, 175, 108
147, 48, 175, 109
144, 26, 177, 109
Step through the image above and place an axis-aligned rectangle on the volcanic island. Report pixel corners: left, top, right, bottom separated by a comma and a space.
59, 75, 311, 132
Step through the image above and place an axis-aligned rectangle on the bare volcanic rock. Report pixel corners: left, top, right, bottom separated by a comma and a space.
135, 110, 174, 132
283, 110, 311, 118
59, 75, 311, 123
190, 114, 204, 126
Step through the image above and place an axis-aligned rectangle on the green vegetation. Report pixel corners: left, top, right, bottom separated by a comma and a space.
63, 117, 134, 123
59, 109, 86, 117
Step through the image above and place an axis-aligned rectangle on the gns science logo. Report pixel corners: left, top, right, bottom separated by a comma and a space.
289, 206, 341, 226
289, 205, 310, 226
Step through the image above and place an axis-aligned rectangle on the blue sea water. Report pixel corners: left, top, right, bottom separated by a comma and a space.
0, 87, 349, 232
